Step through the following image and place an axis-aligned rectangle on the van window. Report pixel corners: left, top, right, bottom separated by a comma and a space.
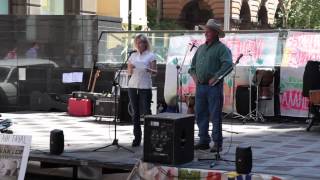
8, 68, 17, 82
0, 67, 10, 82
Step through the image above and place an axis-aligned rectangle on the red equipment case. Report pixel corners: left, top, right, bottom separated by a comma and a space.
68, 98, 92, 116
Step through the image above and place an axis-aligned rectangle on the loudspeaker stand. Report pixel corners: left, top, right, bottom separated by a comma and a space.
209, 153, 221, 168
94, 138, 134, 153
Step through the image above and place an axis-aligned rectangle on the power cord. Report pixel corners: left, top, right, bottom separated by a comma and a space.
221, 116, 236, 156
196, 116, 237, 166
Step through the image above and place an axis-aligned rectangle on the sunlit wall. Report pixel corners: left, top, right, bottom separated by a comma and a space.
0, 0, 9, 14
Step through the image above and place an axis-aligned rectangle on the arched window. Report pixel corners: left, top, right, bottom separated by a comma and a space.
179, 0, 213, 30
239, 0, 251, 30
258, 5, 268, 28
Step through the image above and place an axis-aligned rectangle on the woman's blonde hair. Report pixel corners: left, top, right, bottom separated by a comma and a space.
134, 34, 151, 51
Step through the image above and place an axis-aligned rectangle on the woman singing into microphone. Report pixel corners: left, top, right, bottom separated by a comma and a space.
127, 34, 157, 147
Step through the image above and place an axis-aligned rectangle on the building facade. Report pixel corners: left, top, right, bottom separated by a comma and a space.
147, 0, 285, 30
0, 0, 126, 112
0, 0, 148, 29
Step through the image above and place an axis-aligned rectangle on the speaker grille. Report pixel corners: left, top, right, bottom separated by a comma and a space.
236, 146, 252, 174
50, 129, 64, 155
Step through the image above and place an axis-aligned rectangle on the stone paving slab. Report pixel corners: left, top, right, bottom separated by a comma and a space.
2, 111, 320, 179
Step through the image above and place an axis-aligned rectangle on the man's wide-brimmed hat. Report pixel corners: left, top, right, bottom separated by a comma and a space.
200, 19, 225, 38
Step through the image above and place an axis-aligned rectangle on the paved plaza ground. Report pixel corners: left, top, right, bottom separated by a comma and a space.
2, 111, 320, 179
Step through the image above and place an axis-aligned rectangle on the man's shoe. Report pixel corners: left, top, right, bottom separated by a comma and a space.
194, 143, 210, 150
132, 139, 141, 147
210, 145, 222, 153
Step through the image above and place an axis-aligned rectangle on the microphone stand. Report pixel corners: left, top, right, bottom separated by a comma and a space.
210, 54, 243, 87
223, 55, 246, 120
176, 63, 181, 113
94, 51, 134, 153
198, 54, 243, 166
176, 44, 197, 113
210, 54, 244, 134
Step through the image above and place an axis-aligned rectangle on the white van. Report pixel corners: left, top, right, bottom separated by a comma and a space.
0, 59, 58, 106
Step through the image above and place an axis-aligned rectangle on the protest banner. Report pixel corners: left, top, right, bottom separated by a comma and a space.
0, 134, 32, 180
280, 31, 320, 117
164, 33, 279, 115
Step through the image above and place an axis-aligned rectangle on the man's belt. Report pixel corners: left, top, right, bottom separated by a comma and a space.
197, 80, 223, 86
198, 81, 209, 85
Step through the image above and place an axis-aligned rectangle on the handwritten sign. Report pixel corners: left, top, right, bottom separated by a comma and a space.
164, 35, 202, 108
282, 32, 320, 67
0, 134, 32, 180
280, 31, 320, 117
164, 33, 279, 115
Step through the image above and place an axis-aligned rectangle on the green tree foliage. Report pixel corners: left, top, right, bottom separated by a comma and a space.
286, 0, 320, 29
147, 6, 184, 30
147, 5, 157, 29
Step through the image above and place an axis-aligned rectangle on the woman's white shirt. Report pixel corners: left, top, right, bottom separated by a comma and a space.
128, 51, 156, 89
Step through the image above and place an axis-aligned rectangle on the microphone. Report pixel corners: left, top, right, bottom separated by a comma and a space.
210, 53, 244, 86
235, 53, 243, 64
190, 43, 197, 52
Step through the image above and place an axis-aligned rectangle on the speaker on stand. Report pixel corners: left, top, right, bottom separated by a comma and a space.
303, 61, 320, 97
236, 85, 256, 116
303, 61, 320, 131
119, 89, 131, 123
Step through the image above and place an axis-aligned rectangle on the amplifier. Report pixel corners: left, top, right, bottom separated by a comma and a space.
93, 93, 131, 123
143, 113, 194, 165
72, 91, 105, 101
94, 97, 118, 117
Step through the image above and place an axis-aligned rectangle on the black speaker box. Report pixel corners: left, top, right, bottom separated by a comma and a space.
118, 89, 131, 123
143, 113, 195, 165
236, 85, 256, 116
303, 61, 320, 97
30, 91, 51, 111
236, 146, 252, 174
50, 129, 64, 155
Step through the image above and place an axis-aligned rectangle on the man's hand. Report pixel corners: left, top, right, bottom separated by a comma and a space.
208, 77, 218, 86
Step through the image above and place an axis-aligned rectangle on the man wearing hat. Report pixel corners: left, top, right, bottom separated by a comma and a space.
188, 19, 232, 153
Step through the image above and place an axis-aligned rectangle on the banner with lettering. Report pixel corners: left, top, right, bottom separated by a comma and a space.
0, 134, 32, 180
164, 35, 202, 109
280, 31, 320, 117
128, 161, 284, 180
164, 33, 279, 115
221, 33, 279, 115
